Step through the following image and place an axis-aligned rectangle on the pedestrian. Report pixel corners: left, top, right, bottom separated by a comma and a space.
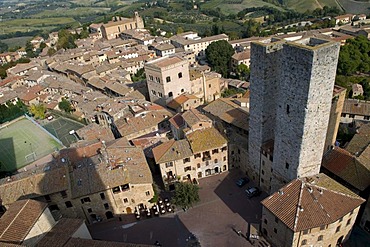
237, 230, 242, 236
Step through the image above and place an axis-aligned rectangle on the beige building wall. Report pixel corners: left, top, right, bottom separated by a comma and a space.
324, 86, 346, 153
43, 183, 154, 224
159, 145, 228, 187
146, 58, 191, 106
102, 13, 144, 40
262, 206, 361, 247
23, 208, 56, 246
72, 222, 93, 239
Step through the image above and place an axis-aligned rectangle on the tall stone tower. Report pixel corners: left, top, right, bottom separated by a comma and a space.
248, 37, 340, 193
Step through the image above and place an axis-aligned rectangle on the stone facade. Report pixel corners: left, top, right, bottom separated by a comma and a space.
262, 206, 361, 247
101, 12, 144, 40
145, 56, 191, 106
249, 38, 340, 193
324, 85, 346, 153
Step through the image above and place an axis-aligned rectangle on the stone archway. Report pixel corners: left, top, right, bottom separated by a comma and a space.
126, 207, 132, 214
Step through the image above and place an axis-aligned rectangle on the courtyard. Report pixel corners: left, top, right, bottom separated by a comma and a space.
89, 170, 268, 247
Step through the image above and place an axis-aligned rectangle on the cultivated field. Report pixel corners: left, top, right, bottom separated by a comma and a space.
1, 36, 33, 49
32, 7, 111, 18
201, 0, 285, 15
0, 117, 63, 172
42, 116, 85, 147
338, 0, 370, 14
0, 17, 78, 34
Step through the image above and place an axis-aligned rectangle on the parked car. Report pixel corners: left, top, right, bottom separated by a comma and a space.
236, 177, 249, 187
245, 187, 261, 198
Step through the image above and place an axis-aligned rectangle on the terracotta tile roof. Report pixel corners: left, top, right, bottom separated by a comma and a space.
36, 218, 84, 247
261, 173, 365, 232
65, 238, 155, 247
69, 145, 152, 199
166, 94, 199, 110
322, 147, 370, 191
0, 199, 47, 244
147, 56, 184, 69
0, 76, 23, 87
345, 123, 370, 156
203, 98, 249, 131
182, 108, 211, 127
186, 127, 227, 153
342, 99, 370, 116
231, 51, 250, 61
76, 123, 116, 142
152, 139, 193, 164
169, 113, 185, 129
0, 165, 69, 205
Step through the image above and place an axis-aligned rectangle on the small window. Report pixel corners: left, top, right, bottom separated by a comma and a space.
223, 156, 226, 161
273, 228, 277, 234
49, 205, 59, 211
60, 191, 67, 198
286, 162, 289, 169
286, 104, 290, 114
112, 186, 121, 194
336, 225, 341, 233
168, 92, 173, 97
65, 201, 73, 208
262, 160, 265, 166
184, 166, 191, 172
145, 191, 150, 196
81, 197, 91, 204
320, 225, 326, 230
212, 149, 218, 154
275, 217, 279, 223
194, 153, 201, 159
350, 209, 354, 215
261, 178, 264, 183
181, 88, 184, 93
303, 229, 309, 235
209, 84, 211, 88
339, 217, 343, 222
262, 170, 265, 175
301, 240, 307, 245
166, 76, 171, 83
87, 208, 92, 213
104, 203, 109, 209
121, 184, 130, 191
346, 219, 351, 226
166, 162, 174, 168
44, 195, 51, 202
269, 155, 273, 162
100, 193, 105, 200
221, 146, 227, 152
197, 163, 201, 168
214, 159, 218, 163
318, 235, 323, 241
183, 157, 190, 163
264, 219, 267, 224
123, 198, 128, 203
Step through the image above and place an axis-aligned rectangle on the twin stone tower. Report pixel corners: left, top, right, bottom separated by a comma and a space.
248, 37, 340, 193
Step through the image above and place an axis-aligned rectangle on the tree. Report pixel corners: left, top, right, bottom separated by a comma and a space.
236, 63, 250, 80
58, 98, 73, 113
0, 41, 8, 53
205, 40, 235, 77
171, 182, 200, 209
176, 27, 184, 34
47, 48, 56, 56
29, 104, 46, 119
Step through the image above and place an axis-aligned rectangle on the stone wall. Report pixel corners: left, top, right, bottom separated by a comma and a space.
273, 40, 340, 187
248, 38, 340, 193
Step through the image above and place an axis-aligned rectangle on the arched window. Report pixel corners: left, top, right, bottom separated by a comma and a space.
168, 92, 173, 97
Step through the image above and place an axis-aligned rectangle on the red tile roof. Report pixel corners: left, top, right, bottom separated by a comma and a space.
169, 113, 185, 129
0, 200, 47, 244
322, 147, 370, 191
262, 173, 365, 232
